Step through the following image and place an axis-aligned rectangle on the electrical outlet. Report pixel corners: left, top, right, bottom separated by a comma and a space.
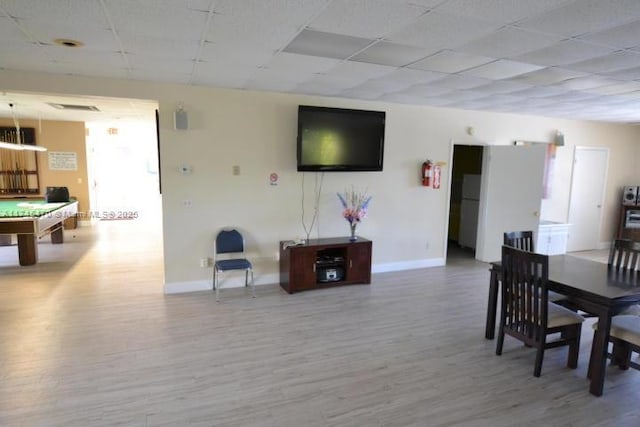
183, 199, 192, 207
232, 165, 240, 175
200, 258, 209, 268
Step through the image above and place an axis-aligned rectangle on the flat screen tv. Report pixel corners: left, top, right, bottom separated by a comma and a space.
296, 105, 385, 172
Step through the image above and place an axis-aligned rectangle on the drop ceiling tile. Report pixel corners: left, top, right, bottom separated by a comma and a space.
515, 0, 640, 38
380, 93, 433, 105
308, 0, 429, 39
313, 61, 396, 88
473, 94, 524, 106
128, 56, 194, 74
408, 50, 494, 73
129, 69, 192, 85
283, 29, 373, 60
293, 80, 344, 96
339, 87, 384, 100
577, 19, 640, 49
350, 41, 435, 67
434, 0, 574, 25
554, 76, 620, 91
208, 1, 326, 50
606, 66, 640, 80
509, 85, 569, 98
245, 73, 299, 92
567, 51, 640, 74
415, 96, 459, 107
348, 78, 409, 95
106, 0, 208, 41
542, 90, 602, 103
264, 52, 341, 75
1, 0, 107, 25
456, 27, 563, 59
514, 39, 615, 67
472, 80, 532, 95
191, 62, 257, 88
13, 23, 117, 51
382, 68, 448, 86
425, 74, 490, 90
583, 81, 640, 95
461, 60, 543, 80
507, 67, 587, 85
199, 42, 275, 68
122, 36, 200, 60
350, 68, 446, 95
386, 11, 501, 50
440, 90, 486, 102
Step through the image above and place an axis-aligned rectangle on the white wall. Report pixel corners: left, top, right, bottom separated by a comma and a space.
1, 70, 639, 293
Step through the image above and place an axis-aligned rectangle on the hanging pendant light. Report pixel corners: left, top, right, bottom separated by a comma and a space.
0, 103, 47, 151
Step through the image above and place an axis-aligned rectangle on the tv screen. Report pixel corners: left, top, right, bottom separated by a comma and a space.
296, 105, 385, 172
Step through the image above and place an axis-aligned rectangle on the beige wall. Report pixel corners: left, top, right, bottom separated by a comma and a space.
1, 69, 639, 293
0, 117, 89, 215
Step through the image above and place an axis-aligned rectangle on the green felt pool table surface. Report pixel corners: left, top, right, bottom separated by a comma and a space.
0, 199, 72, 218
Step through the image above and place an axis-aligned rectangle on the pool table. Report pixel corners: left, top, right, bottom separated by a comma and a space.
0, 199, 78, 266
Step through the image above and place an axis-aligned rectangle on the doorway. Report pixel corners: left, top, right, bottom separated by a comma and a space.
447, 145, 483, 261
86, 121, 160, 222
566, 147, 609, 252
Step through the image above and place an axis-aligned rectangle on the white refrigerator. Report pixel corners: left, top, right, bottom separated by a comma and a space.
459, 174, 481, 249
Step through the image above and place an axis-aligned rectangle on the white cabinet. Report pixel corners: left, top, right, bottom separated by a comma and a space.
537, 221, 570, 255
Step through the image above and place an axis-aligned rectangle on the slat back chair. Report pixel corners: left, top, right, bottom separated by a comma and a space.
608, 239, 640, 272
503, 230, 565, 303
213, 228, 255, 301
497, 245, 584, 377
503, 230, 535, 252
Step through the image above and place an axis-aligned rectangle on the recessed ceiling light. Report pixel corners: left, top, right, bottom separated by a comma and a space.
53, 38, 84, 48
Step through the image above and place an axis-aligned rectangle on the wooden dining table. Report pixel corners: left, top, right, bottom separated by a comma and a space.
485, 254, 640, 397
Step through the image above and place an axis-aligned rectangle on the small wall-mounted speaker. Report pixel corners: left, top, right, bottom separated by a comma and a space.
174, 109, 188, 130
554, 131, 565, 146
622, 186, 639, 205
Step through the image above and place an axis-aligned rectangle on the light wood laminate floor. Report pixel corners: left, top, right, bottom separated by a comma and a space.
1, 223, 639, 426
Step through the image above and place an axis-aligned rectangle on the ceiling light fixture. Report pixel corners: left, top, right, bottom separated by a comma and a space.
0, 103, 47, 152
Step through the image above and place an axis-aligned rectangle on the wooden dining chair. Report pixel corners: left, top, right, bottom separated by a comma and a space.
503, 230, 566, 303
592, 315, 640, 372
608, 238, 640, 271
503, 230, 535, 252
607, 239, 640, 314
496, 245, 585, 377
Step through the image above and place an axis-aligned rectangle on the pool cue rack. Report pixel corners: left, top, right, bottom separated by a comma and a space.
0, 127, 40, 194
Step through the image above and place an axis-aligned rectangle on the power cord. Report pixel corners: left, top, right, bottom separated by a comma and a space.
301, 172, 324, 241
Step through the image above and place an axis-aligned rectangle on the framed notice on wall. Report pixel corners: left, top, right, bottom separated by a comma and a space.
48, 151, 78, 171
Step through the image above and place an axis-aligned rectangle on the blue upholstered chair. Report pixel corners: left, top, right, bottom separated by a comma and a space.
213, 228, 255, 301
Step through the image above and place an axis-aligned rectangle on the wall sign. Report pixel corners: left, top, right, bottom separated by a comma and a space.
48, 151, 78, 171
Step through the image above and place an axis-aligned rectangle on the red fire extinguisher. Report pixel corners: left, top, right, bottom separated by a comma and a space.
422, 160, 433, 186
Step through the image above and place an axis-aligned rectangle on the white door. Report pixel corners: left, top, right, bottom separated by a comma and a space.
475, 144, 546, 262
566, 147, 608, 252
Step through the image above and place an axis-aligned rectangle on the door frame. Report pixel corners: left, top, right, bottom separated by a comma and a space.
443, 139, 487, 263
567, 146, 610, 251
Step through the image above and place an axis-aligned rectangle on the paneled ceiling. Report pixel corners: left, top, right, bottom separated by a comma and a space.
2, 0, 640, 124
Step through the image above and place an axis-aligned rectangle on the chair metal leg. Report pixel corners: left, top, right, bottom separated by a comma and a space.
250, 269, 255, 298
215, 269, 220, 302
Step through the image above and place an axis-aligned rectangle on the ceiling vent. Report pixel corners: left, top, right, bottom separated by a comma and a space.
47, 103, 100, 112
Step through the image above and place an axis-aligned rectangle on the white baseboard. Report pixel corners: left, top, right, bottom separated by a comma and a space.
164, 272, 280, 294
164, 261, 445, 294
372, 258, 446, 273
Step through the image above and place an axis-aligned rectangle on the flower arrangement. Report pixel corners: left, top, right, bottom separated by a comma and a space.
337, 187, 372, 240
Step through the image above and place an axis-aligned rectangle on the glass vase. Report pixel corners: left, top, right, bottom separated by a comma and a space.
349, 222, 358, 241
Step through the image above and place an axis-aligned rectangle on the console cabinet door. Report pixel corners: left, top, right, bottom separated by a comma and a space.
289, 247, 318, 291
347, 242, 372, 283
